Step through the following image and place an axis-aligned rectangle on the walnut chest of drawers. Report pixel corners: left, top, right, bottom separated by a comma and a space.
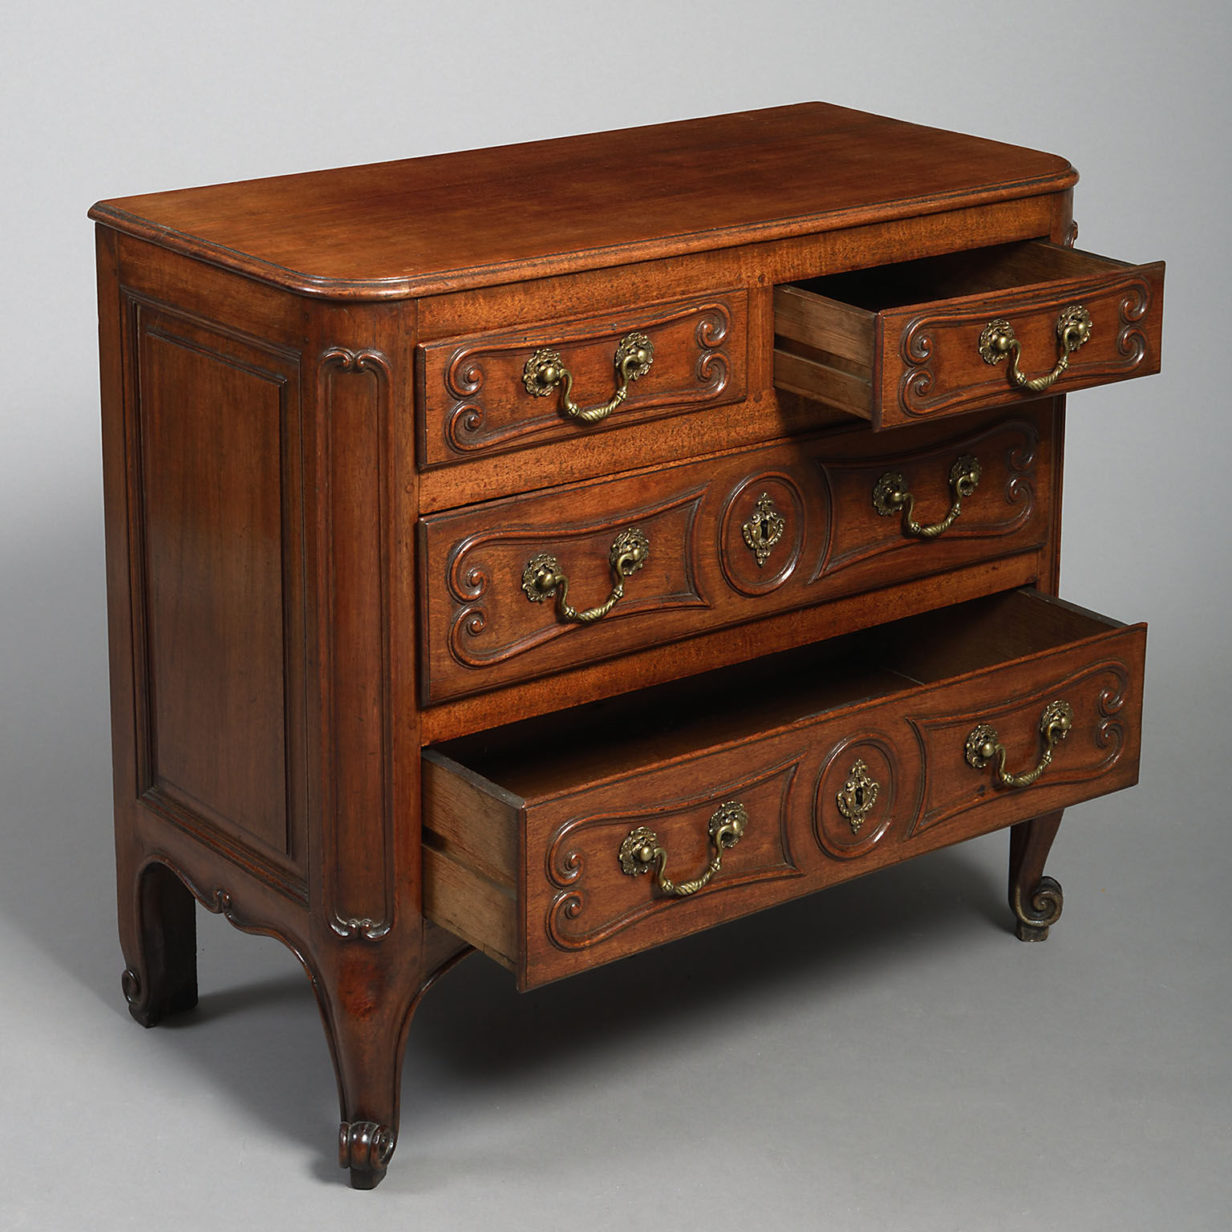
91, 102, 1163, 1188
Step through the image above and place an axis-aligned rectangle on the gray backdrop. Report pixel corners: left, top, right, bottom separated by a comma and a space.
2, 2, 1228, 1228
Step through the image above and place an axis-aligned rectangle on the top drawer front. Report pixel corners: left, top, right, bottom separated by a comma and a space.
417, 292, 748, 468
774, 242, 1164, 429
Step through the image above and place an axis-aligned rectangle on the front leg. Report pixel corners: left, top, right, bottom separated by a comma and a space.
316, 924, 471, 1189
1008, 809, 1065, 941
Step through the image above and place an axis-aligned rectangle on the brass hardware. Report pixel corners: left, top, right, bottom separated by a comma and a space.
618, 801, 748, 897
741, 492, 785, 567
522, 332, 654, 424
836, 759, 880, 835
978, 304, 1093, 393
965, 700, 1075, 788
521, 527, 649, 625
873, 454, 981, 538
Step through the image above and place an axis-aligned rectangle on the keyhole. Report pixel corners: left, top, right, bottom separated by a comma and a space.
853, 786, 864, 809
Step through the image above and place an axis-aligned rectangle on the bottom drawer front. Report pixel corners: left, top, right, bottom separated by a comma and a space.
423, 590, 1145, 989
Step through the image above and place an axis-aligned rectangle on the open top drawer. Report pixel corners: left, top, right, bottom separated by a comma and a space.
774, 241, 1164, 429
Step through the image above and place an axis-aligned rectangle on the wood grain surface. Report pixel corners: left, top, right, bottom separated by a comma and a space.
90, 102, 1075, 297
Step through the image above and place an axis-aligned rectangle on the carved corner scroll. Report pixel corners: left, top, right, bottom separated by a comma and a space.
316, 346, 396, 943
1115, 281, 1152, 367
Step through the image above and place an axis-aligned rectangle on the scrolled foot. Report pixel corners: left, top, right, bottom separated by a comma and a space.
119, 862, 199, 1027
339, 1120, 396, 1190
121, 966, 153, 1026
122, 965, 196, 1028
1012, 874, 1063, 942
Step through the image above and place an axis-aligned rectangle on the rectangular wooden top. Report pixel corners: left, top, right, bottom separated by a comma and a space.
90, 102, 1075, 300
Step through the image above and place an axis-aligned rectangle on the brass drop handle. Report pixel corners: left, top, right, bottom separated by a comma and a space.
965, 700, 1075, 788
978, 304, 1093, 393
873, 454, 981, 539
618, 802, 748, 897
522, 332, 654, 424
521, 527, 649, 625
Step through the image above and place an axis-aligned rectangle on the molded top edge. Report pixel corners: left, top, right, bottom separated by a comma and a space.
90, 102, 1076, 300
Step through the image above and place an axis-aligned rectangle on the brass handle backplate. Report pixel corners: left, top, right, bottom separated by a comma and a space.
873, 454, 981, 538
618, 801, 748, 897
978, 304, 1093, 393
521, 527, 649, 625
965, 700, 1075, 788
522, 332, 654, 424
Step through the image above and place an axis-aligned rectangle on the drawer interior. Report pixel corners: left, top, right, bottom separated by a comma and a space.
785, 242, 1126, 314
426, 588, 1125, 800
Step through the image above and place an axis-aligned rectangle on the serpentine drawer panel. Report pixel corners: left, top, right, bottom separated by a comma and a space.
421, 589, 1146, 990
418, 407, 1055, 704
774, 240, 1164, 429
416, 292, 748, 468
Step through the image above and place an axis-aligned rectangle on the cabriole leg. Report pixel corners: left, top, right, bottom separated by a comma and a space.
317, 926, 470, 1189
1008, 809, 1065, 941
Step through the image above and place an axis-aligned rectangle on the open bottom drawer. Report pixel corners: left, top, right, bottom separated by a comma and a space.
423, 589, 1145, 989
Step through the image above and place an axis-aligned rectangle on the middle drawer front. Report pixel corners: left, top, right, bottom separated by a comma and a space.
422, 589, 1146, 990
419, 407, 1055, 704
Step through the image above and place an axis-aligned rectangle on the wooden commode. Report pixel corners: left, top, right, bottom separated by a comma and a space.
91, 103, 1164, 1187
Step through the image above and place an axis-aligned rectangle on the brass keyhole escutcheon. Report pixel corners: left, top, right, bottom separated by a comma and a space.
836, 759, 880, 834
741, 492, 786, 567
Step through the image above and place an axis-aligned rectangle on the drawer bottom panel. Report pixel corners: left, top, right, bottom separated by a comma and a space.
422, 589, 1145, 989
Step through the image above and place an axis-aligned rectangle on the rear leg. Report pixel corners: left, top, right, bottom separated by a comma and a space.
119, 858, 198, 1027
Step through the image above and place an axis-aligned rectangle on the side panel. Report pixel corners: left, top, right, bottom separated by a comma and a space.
125, 294, 309, 894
